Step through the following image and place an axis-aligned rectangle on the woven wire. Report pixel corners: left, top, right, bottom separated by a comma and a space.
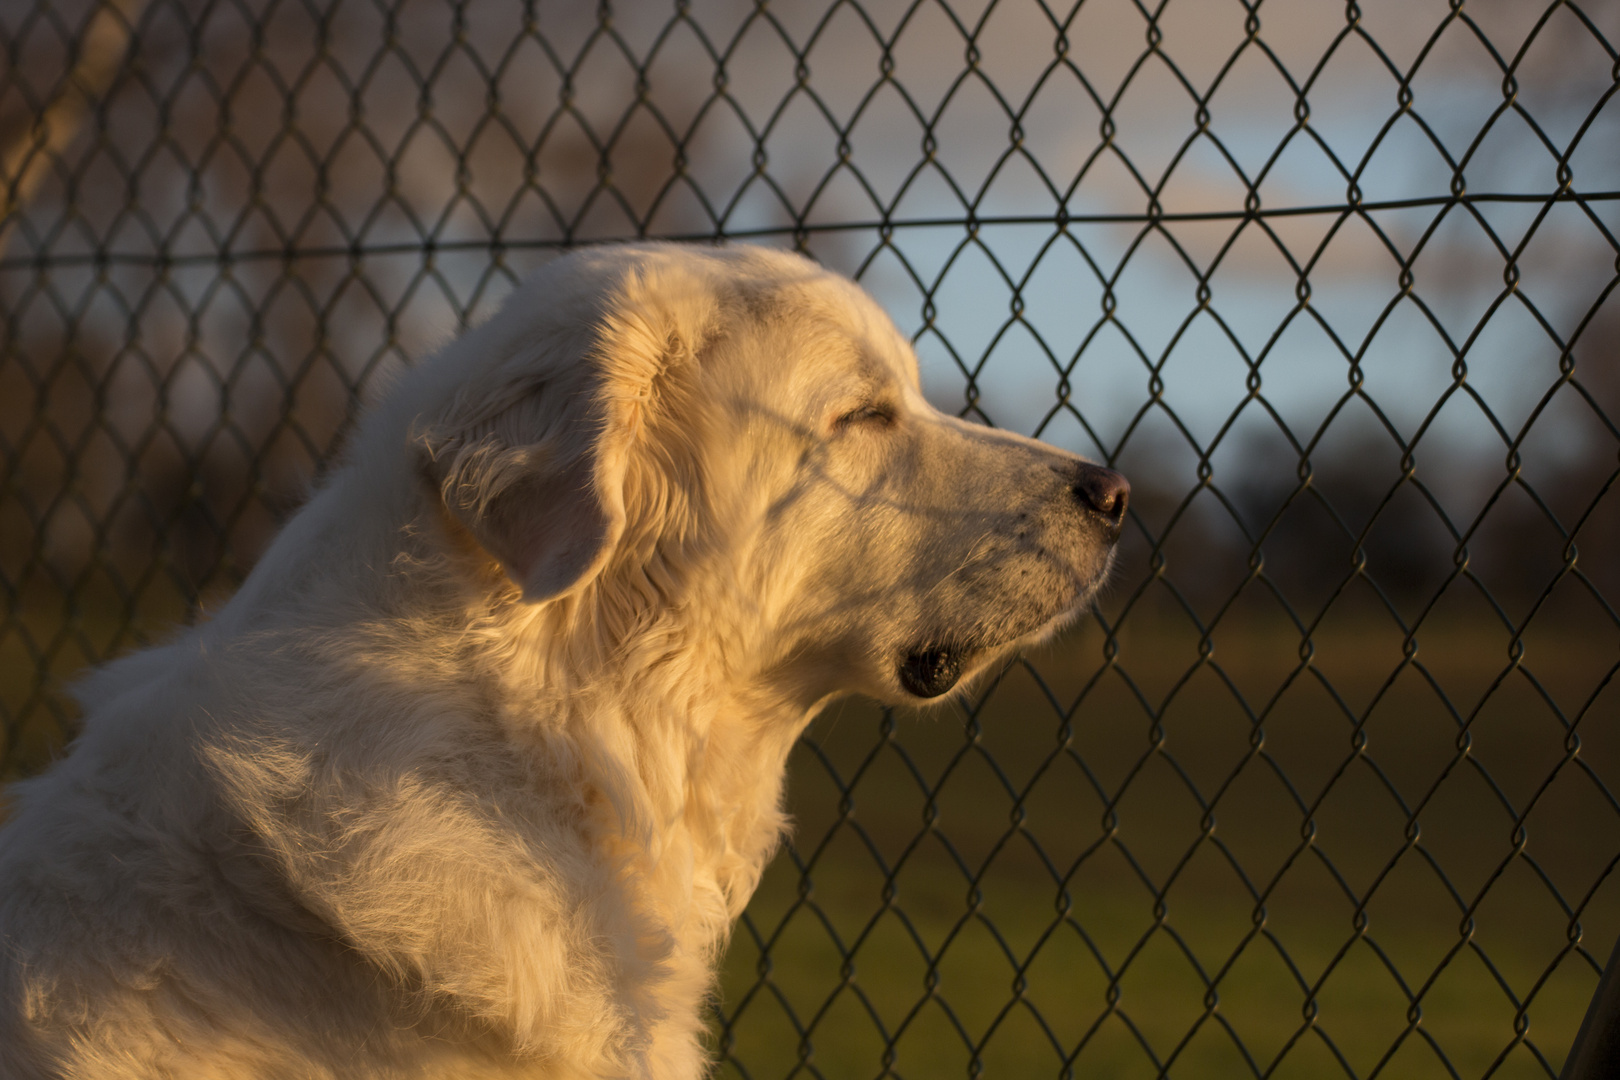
1, 1, 1618, 1077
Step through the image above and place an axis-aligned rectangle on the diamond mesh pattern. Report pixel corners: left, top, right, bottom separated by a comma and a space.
2, 1, 1618, 1077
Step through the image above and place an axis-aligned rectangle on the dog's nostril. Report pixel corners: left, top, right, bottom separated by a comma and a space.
1069, 465, 1130, 526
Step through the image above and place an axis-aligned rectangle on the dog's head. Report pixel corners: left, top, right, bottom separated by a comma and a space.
404, 244, 1126, 709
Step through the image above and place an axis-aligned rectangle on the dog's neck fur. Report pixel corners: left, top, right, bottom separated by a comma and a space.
486, 588, 803, 944
497, 559, 803, 945
201, 453, 806, 1068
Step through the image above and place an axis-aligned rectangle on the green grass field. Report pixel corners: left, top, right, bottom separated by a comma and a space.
716, 853, 1602, 1079
712, 610, 1620, 1079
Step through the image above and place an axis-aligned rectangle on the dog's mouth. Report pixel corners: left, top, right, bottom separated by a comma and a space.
894, 525, 1123, 701
897, 575, 1107, 700
898, 645, 967, 698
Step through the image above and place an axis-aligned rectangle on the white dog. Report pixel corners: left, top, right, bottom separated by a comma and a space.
0, 243, 1127, 1079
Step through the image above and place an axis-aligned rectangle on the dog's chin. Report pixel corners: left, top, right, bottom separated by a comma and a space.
895, 584, 1101, 702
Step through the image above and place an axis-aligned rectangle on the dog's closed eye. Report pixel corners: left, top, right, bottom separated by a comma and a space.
835, 403, 896, 430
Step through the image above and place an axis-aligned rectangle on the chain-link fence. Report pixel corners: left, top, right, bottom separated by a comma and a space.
2, 0, 1618, 1077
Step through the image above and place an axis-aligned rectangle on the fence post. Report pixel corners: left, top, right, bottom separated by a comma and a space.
1562, 936, 1620, 1080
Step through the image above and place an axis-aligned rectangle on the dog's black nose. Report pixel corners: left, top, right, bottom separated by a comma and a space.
1069, 463, 1130, 535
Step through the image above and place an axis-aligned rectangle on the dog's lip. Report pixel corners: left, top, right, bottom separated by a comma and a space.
897, 645, 967, 698
897, 579, 1102, 698
895, 537, 1117, 700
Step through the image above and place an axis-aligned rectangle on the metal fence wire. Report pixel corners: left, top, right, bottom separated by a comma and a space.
2, 0, 1619, 1077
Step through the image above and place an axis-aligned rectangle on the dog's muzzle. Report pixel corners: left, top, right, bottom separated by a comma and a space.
894, 462, 1130, 700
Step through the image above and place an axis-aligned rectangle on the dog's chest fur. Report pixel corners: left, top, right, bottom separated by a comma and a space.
0, 474, 799, 1080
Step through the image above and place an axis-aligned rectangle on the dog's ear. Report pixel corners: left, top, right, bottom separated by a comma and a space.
427, 404, 628, 605
417, 263, 711, 604
419, 378, 631, 604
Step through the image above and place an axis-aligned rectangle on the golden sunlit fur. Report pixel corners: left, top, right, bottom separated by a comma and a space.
0, 244, 1126, 1078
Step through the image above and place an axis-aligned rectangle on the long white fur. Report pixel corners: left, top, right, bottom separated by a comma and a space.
0, 244, 1119, 1079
